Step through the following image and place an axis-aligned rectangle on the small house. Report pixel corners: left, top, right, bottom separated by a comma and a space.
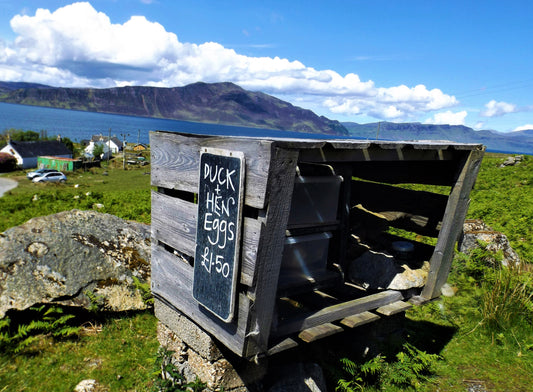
132, 143, 148, 152
84, 135, 123, 158
0, 140, 73, 169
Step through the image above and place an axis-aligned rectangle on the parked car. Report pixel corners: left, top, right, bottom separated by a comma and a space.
32, 171, 67, 183
27, 168, 57, 179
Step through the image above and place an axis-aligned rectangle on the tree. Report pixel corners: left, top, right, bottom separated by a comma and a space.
61, 137, 74, 154
92, 143, 104, 159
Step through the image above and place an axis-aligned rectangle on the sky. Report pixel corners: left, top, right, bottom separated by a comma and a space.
0, 1, 532, 133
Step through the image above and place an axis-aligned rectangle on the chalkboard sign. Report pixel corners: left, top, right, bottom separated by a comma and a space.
193, 148, 245, 322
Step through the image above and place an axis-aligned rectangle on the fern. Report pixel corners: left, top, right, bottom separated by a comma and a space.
0, 304, 81, 353
337, 344, 440, 392
383, 343, 441, 390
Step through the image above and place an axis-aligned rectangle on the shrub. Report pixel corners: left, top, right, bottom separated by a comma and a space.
0, 152, 17, 172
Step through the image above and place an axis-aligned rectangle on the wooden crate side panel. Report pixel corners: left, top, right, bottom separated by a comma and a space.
151, 243, 249, 356
151, 190, 262, 286
244, 147, 300, 357
150, 131, 272, 209
421, 148, 485, 299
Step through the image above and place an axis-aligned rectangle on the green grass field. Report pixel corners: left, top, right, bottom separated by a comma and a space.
1, 153, 532, 391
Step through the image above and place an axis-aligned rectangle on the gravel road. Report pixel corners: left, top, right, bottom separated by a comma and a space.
0, 177, 18, 197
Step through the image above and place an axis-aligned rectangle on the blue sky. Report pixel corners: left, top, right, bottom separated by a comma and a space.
0, 0, 531, 133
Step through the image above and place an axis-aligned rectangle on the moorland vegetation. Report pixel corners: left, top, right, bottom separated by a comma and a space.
0, 148, 531, 391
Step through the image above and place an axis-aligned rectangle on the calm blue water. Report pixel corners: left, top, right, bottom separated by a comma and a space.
0, 102, 343, 144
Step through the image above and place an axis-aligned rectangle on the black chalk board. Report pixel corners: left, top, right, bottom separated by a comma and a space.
193, 148, 245, 322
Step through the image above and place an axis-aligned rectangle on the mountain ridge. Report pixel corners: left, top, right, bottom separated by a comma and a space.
1, 81, 532, 154
0, 81, 348, 136
343, 121, 533, 155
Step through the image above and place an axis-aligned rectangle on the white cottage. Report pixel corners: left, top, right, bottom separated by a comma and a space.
0, 140, 73, 169
84, 135, 123, 158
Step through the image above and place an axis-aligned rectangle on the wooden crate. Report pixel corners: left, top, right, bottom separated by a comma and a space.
150, 131, 484, 358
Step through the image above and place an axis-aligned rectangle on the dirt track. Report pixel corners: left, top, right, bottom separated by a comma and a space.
0, 177, 18, 197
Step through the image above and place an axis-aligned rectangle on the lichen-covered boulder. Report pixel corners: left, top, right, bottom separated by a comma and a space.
459, 219, 520, 266
0, 209, 151, 317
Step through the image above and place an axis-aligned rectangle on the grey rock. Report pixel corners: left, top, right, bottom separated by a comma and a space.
0, 209, 151, 317
440, 283, 457, 297
459, 219, 520, 266
500, 155, 523, 167
348, 249, 429, 290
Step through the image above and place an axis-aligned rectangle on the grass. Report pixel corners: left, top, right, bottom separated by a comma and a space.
1, 152, 532, 391
0, 311, 159, 391
0, 160, 151, 232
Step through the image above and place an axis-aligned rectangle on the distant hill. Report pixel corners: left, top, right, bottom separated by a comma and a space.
343, 122, 533, 155
0, 81, 51, 92
0, 81, 348, 136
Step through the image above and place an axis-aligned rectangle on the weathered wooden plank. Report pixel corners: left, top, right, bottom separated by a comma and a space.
151, 243, 249, 357
266, 338, 299, 356
334, 164, 353, 274
243, 147, 300, 357
421, 148, 485, 299
299, 145, 458, 164
340, 311, 381, 328
298, 323, 344, 343
151, 190, 196, 255
274, 290, 403, 337
150, 131, 273, 209
231, 136, 481, 153
151, 190, 262, 286
376, 301, 412, 316
350, 180, 448, 237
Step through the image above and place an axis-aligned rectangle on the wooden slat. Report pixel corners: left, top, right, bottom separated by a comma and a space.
298, 323, 344, 343
150, 131, 273, 209
299, 144, 459, 164
341, 311, 381, 328
151, 190, 262, 286
376, 301, 412, 316
243, 147, 300, 357
275, 290, 403, 337
151, 243, 249, 356
266, 338, 299, 356
421, 148, 485, 299
151, 190, 196, 254
350, 180, 448, 237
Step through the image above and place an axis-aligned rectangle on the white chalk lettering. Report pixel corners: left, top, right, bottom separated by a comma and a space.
203, 163, 237, 191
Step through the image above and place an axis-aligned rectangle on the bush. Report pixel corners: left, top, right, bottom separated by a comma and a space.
0, 152, 17, 172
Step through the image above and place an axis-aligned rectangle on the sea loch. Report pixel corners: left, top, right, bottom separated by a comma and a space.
0, 102, 330, 144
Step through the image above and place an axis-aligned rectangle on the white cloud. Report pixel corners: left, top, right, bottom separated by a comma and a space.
480, 100, 517, 117
424, 110, 468, 125
511, 124, 533, 132
0, 2, 458, 121
474, 121, 485, 130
